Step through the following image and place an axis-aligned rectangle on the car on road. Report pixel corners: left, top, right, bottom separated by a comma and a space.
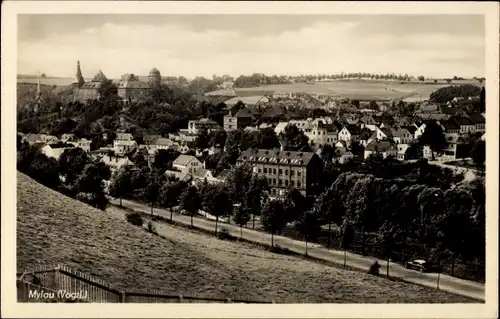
404, 259, 434, 273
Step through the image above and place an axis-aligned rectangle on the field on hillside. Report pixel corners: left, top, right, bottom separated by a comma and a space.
236, 80, 480, 101
16, 172, 475, 303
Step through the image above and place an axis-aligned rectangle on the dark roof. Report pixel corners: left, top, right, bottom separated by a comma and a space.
237, 149, 317, 166
468, 113, 485, 124
233, 108, 256, 119
440, 107, 463, 115
47, 142, 75, 149
358, 130, 373, 140
380, 127, 393, 137
343, 124, 362, 135
319, 123, 339, 132
403, 125, 417, 134
143, 134, 161, 143
365, 140, 396, 152
80, 82, 103, 89
452, 116, 475, 126
442, 119, 460, 130
359, 115, 375, 124
415, 113, 449, 121
390, 128, 411, 137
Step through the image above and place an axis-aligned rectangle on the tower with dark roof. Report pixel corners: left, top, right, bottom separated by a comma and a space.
148, 67, 161, 89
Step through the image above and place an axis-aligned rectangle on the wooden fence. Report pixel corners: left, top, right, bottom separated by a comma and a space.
17, 264, 273, 304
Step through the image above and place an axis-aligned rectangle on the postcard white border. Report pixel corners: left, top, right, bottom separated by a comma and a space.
2, 1, 499, 318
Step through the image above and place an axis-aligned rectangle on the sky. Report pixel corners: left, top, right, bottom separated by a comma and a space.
17, 14, 485, 79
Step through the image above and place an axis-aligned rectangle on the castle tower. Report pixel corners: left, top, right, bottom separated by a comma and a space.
148, 67, 161, 89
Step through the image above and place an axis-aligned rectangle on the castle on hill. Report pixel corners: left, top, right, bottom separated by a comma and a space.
71, 61, 162, 103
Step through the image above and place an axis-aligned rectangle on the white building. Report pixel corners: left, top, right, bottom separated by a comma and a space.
113, 133, 137, 155
187, 118, 221, 135
41, 143, 76, 160
70, 138, 92, 152
172, 155, 204, 176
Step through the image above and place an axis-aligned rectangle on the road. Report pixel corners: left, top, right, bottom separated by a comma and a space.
110, 198, 485, 301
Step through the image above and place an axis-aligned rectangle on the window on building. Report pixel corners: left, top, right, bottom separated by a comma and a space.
290, 169, 294, 176
285, 169, 288, 175
291, 180, 295, 187
273, 179, 277, 185
272, 189, 276, 195
273, 168, 277, 174
258, 168, 262, 173
278, 179, 282, 185
279, 169, 282, 175
285, 180, 289, 186
297, 181, 301, 187
297, 171, 301, 177
264, 167, 267, 174
268, 178, 272, 185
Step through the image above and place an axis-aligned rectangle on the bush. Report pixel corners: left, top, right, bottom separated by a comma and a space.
267, 244, 292, 255
126, 212, 143, 227
147, 220, 158, 235
75, 192, 108, 210
216, 227, 234, 240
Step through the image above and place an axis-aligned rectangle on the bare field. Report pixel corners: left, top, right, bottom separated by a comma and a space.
236, 79, 480, 101
17, 172, 474, 303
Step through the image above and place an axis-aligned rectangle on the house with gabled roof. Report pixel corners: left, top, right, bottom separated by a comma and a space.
402, 125, 418, 138
396, 144, 411, 161
172, 154, 204, 177
113, 132, 137, 155
41, 142, 76, 160
450, 116, 476, 134
338, 125, 362, 145
188, 118, 221, 135
441, 133, 468, 160
224, 107, 256, 131
224, 96, 269, 107
359, 115, 378, 131
164, 170, 193, 183
390, 128, 413, 144
467, 113, 485, 133
442, 119, 461, 134
357, 130, 376, 147
375, 126, 393, 141
364, 140, 397, 160
101, 154, 135, 173
440, 106, 465, 117
152, 137, 178, 151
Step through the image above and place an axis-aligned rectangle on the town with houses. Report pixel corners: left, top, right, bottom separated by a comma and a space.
19, 62, 486, 200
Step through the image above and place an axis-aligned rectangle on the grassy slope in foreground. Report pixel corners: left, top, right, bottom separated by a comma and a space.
17, 172, 475, 303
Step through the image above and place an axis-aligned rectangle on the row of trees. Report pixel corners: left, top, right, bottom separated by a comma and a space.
108, 156, 485, 279
232, 73, 426, 87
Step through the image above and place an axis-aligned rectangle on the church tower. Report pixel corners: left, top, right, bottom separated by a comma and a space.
34, 72, 43, 114
74, 60, 85, 87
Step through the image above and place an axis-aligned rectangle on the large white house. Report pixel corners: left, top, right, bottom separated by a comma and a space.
41, 143, 76, 160
172, 155, 204, 176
